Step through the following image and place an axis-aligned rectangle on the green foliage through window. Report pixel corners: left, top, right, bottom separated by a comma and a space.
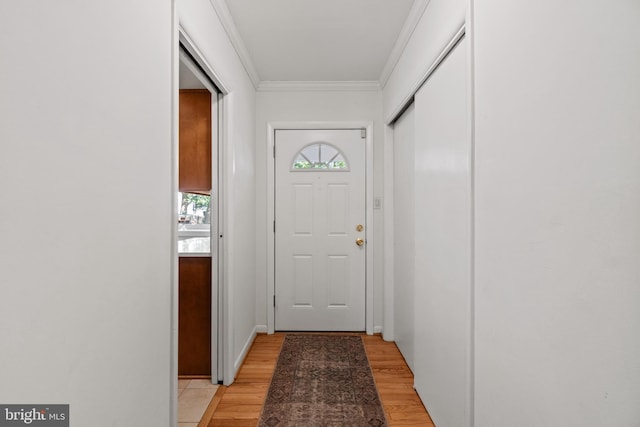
291, 143, 349, 171
178, 192, 211, 224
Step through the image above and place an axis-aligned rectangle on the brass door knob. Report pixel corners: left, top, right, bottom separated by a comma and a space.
356, 238, 364, 247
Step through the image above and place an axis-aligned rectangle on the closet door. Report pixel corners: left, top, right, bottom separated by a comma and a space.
413, 37, 471, 426
393, 102, 416, 371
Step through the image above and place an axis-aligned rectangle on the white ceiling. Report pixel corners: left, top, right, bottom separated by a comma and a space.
221, 0, 416, 83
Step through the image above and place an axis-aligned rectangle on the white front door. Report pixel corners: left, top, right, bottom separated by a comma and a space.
275, 129, 366, 331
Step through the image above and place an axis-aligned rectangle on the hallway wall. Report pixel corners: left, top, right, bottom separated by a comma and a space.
0, 1, 173, 425
473, 1, 640, 425
255, 88, 385, 332
178, 0, 258, 383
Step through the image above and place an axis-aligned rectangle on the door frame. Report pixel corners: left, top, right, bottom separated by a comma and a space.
173, 24, 230, 390
266, 121, 375, 334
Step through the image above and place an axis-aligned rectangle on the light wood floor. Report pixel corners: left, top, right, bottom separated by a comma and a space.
207, 333, 434, 426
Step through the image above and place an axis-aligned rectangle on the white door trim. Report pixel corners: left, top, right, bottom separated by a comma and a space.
178, 25, 230, 95
175, 24, 230, 388
266, 121, 375, 335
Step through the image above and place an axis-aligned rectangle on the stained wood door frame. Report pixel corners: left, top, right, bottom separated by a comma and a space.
266, 121, 375, 335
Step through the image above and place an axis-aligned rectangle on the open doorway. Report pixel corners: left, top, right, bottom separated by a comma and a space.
177, 44, 221, 384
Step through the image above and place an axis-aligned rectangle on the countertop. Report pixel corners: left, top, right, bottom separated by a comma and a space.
178, 236, 211, 257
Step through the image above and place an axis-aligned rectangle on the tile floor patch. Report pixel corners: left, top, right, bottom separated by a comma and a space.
187, 379, 218, 389
178, 387, 217, 423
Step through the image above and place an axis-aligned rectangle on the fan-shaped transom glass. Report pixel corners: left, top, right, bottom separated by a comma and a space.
291, 143, 349, 171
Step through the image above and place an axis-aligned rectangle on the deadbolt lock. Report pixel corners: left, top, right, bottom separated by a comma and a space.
356, 224, 364, 232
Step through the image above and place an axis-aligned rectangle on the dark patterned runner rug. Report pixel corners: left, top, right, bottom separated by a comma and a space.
258, 334, 388, 427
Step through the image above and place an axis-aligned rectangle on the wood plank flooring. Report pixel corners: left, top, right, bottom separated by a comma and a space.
208, 333, 434, 426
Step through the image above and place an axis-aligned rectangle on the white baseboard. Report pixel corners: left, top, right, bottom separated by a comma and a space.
255, 325, 268, 333
374, 326, 383, 334
233, 326, 257, 374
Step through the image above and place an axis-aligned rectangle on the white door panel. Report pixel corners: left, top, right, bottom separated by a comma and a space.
393, 102, 416, 371
413, 37, 471, 426
275, 129, 366, 331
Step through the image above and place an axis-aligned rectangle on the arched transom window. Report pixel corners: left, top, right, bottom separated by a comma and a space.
291, 142, 349, 171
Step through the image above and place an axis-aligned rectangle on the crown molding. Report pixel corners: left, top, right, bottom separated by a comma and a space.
379, 0, 431, 89
257, 81, 381, 92
209, 0, 261, 89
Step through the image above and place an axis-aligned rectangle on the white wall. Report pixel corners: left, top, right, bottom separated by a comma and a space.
0, 2, 173, 426
255, 89, 385, 332
473, 1, 640, 425
392, 103, 416, 370
178, 0, 257, 382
